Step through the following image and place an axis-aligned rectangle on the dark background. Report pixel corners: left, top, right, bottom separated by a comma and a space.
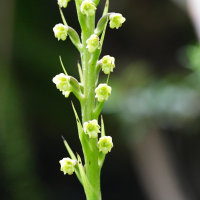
1, 0, 200, 199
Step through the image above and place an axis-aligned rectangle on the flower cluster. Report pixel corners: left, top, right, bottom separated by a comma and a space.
83, 120, 100, 138
98, 136, 113, 154
109, 13, 126, 29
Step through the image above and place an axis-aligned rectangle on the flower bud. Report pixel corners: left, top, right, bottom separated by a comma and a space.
83, 119, 100, 138
95, 83, 111, 102
58, 0, 71, 8
53, 23, 68, 41
80, 0, 97, 16
53, 73, 72, 97
59, 158, 76, 175
86, 34, 100, 53
101, 55, 115, 74
109, 13, 126, 29
97, 136, 113, 154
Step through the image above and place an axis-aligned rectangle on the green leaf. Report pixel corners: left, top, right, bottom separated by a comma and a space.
59, 7, 68, 26
69, 76, 83, 101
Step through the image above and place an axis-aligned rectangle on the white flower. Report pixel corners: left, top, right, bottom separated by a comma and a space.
80, 0, 97, 16
53, 73, 72, 97
53, 23, 68, 41
95, 83, 112, 102
59, 158, 76, 175
58, 0, 71, 8
83, 119, 100, 138
97, 136, 113, 154
102, 55, 115, 74
109, 13, 126, 29
86, 34, 100, 53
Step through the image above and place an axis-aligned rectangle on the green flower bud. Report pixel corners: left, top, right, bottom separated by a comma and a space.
86, 34, 100, 53
53, 73, 72, 97
109, 13, 126, 29
83, 119, 100, 138
80, 0, 97, 16
101, 55, 115, 74
53, 23, 68, 41
58, 0, 71, 8
95, 83, 111, 102
97, 136, 113, 154
59, 158, 76, 175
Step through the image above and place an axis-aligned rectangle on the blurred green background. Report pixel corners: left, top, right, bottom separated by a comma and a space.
1, 0, 200, 199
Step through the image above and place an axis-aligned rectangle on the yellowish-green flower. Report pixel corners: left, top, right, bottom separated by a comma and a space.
109, 13, 126, 29
59, 158, 76, 175
53, 23, 68, 41
80, 0, 97, 16
97, 136, 113, 154
52, 73, 72, 97
102, 55, 115, 74
95, 83, 111, 102
86, 34, 100, 53
58, 0, 71, 8
83, 119, 100, 138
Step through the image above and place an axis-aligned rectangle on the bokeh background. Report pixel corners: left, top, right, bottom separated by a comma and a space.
1, 0, 200, 199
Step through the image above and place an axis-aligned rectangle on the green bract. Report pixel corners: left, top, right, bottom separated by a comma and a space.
86, 34, 100, 53
102, 55, 115, 74
53, 73, 71, 97
97, 136, 113, 154
59, 158, 77, 175
83, 120, 100, 138
58, 0, 71, 8
109, 13, 126, 29
53, 23, 68, 41
80, 0, 97, 16
95, 83, 111, 102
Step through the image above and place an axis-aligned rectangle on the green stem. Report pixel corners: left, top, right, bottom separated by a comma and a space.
80, 15, 101, 200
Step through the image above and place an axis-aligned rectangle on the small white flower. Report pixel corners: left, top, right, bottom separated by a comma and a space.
97, 136, 113, 154
53, 73, 72, 97
109, 13, 126, 29
86, 34, 100, 53
59, 158, 76, 175
58, 0, 71, 8
101, 55, 115, 74
53, 23, 68, 41
95, 83, 112, 102
83, 119, 100, 138
80, 0, 97, 16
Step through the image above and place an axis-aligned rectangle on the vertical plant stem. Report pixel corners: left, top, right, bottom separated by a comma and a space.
81, 15, 101, 200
